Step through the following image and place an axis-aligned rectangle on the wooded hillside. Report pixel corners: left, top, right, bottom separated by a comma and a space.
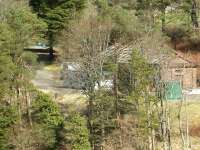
1, 0, 200, 150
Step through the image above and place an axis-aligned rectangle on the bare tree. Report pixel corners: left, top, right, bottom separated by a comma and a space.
61, 6, 113, 148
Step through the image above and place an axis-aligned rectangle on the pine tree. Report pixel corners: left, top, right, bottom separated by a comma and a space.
182, 0, 199, 28
0, 1, 48, 148
58, 113, 91, 150
29, 0, 86, 59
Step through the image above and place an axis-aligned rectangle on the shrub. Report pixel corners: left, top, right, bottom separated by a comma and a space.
32, 92, 64, 127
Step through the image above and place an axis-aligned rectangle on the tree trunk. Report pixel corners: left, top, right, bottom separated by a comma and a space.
16, 86, 22, 128
48, 32, 54, 60
161, 7, 166, 32
113, 73, 119, 116
49, 46, 54, 60
25, 89, 32, 127
160, 95, 168, 150
184, 94, 190, 149
100, 115, 105, 150
191, 0, 199, 28
113, 49, 119, 120
88, 92, 95, 149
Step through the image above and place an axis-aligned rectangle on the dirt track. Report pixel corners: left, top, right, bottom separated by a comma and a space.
32, 64, 87, 113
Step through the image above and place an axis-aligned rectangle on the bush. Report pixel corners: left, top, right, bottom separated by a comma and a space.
32, 92, 64, 127
0, 105, 17, 149
61, 113, 91, 150
165, 25, 190, 42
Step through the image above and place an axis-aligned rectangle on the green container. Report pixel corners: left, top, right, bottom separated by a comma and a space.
164, 81, 182, 100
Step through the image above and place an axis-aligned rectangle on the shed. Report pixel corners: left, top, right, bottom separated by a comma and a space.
160, 55, 197, 89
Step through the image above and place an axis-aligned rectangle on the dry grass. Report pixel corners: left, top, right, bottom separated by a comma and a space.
44, 64, 61, 71
167, 100, 200, 149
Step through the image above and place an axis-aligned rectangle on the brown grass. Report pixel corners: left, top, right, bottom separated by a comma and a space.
189, 124, 200, 137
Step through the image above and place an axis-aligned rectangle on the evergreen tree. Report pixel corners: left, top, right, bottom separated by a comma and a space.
182, 0, 199, 27
58, 113, 91, 150
32, 92, 64, 149
32, 92, 64, 127
0, 105, 17, 149
0, 1, 47, 148
136, 0, 177, 31
29, 0, 86, 59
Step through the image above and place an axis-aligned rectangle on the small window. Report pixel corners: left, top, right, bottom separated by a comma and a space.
174, 69, 183, 76
175, 69, 183, 73
197, 79, 200, 87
